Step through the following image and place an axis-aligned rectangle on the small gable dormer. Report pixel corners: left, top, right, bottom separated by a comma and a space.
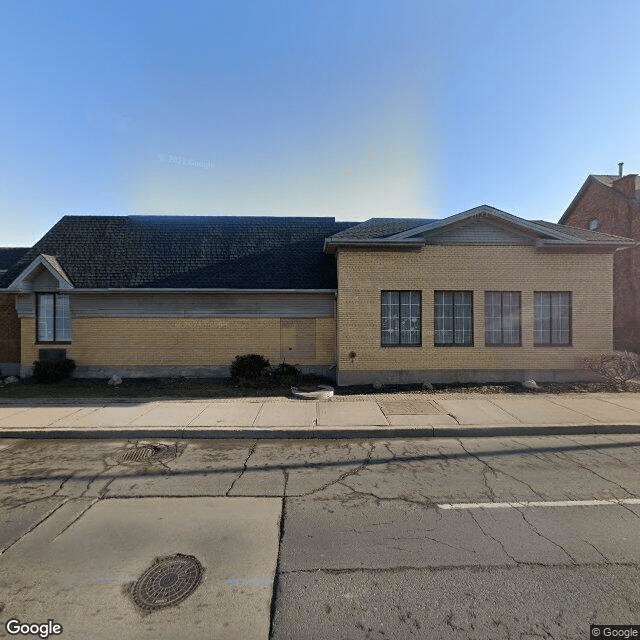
7, 254, 73, 292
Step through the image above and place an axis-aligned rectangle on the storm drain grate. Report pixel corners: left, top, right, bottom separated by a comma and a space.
130, 554, 204, 612
116, 443, 180, 464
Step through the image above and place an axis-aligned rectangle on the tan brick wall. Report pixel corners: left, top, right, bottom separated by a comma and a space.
0, 293, 21, 364
336, 246, 613, 374
21, 317, 335, 368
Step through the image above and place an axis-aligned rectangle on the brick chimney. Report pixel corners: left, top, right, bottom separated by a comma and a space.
613, 172, 639, 198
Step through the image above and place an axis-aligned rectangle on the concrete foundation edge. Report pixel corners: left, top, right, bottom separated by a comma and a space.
18, 364, 336, 380
336, 368, 601, 386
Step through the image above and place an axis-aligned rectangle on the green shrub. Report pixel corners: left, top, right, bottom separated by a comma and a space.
32, 358, 76, 383
230, 354, 270, 386
272, 361, 301, 385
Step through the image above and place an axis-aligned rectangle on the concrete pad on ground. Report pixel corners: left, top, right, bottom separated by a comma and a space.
489, 396, 597, 424
127, 402, 207, 427
0, 406, 87, 428
0, 496, 281, 640
254, 401, 316, 427
387, 414, 458, 426
379, 400, 442, 415
545, 395, 640, 423
434, 397, 517, 425
317, 401, 388, 426
189, 402, 262, 427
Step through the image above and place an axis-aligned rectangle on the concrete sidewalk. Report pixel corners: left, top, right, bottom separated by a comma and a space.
2, 392, 640, 439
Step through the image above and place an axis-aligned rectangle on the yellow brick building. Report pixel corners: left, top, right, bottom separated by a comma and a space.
2, 207, 635, 384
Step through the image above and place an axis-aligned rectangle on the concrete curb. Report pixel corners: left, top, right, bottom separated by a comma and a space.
3, 423, 640, 440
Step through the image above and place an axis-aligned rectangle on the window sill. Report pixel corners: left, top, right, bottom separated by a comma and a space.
381, 344, 423, 348
533, 344, 573, 348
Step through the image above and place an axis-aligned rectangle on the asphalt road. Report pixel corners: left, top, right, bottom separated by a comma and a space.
1, 435, 639, 639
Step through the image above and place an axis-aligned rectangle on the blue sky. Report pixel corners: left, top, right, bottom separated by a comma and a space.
2, 0, 639, 246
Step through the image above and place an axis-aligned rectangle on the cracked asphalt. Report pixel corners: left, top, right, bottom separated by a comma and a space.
1, 435, 639, 639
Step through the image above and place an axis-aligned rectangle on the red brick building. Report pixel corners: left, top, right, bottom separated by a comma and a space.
0, 248, 29, 376
559, 166, 640, 351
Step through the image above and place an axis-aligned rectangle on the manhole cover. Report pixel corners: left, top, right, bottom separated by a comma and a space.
116, 443, 180, 464
130, 554, 204, 612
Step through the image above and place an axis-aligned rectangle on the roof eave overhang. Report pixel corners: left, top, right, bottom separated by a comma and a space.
324, 238, 425, 255
535, 239, 637, 253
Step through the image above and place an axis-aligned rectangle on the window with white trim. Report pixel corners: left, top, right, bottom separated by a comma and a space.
37, 293, 71, 342
434, 291, 473, 346
381, 291, 421, 346
485, 291, 521, 346
534, 292, 571, 345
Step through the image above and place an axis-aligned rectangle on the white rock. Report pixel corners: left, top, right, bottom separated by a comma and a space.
108, 375, 122, 386
4, 376, 18, 384
422, 382, 434, 390
372, 382, 383, 390
522, 379, 538, 390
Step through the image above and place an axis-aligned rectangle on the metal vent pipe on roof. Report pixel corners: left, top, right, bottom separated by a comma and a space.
619, 162, 624, 177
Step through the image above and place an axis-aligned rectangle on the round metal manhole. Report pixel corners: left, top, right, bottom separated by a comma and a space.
130, 554, 204, 612
116, 443, 180, 464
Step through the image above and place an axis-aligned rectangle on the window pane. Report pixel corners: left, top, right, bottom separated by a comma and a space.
55, 294, 71, 341
435, 291, 453, 344
484, 292, 502, 345
37, 294, 54, 342
534, 292, 550, 345
455, 292, 472, 345
381, 291, 399, 345
502, 292, 520, 344
551, 292, 570, 345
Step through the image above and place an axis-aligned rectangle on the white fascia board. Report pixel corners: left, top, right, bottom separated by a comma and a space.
536, 239, 637, 248
324, 238, 425, 254
6, 254, 74, 291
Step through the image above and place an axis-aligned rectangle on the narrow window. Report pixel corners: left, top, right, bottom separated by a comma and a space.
434, 291, 473, 346
381, 291, 421, 346
37, 293, 71, 342
485, 291, 521, 346
534, 292, 571, 345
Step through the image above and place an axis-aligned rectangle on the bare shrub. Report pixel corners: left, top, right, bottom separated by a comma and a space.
584, 351, 640, 389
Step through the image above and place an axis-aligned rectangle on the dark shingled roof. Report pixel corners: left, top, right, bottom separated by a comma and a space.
533, 220, 637, 243
0, 216, 358, 289
0, 248, 30, 272
327, 218, 439, 240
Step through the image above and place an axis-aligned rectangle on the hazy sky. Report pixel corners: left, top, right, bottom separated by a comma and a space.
2, 0, 639, 247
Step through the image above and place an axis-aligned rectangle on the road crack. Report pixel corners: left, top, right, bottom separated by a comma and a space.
512, 438, 637, 498
226, 440, 257, 496
300, 443, 375, 497
512, 506, 578, 564
467, 510, 521, 564
457, 439, 546, 501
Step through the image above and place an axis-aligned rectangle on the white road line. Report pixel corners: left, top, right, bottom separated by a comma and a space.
438, 498, 640, 510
